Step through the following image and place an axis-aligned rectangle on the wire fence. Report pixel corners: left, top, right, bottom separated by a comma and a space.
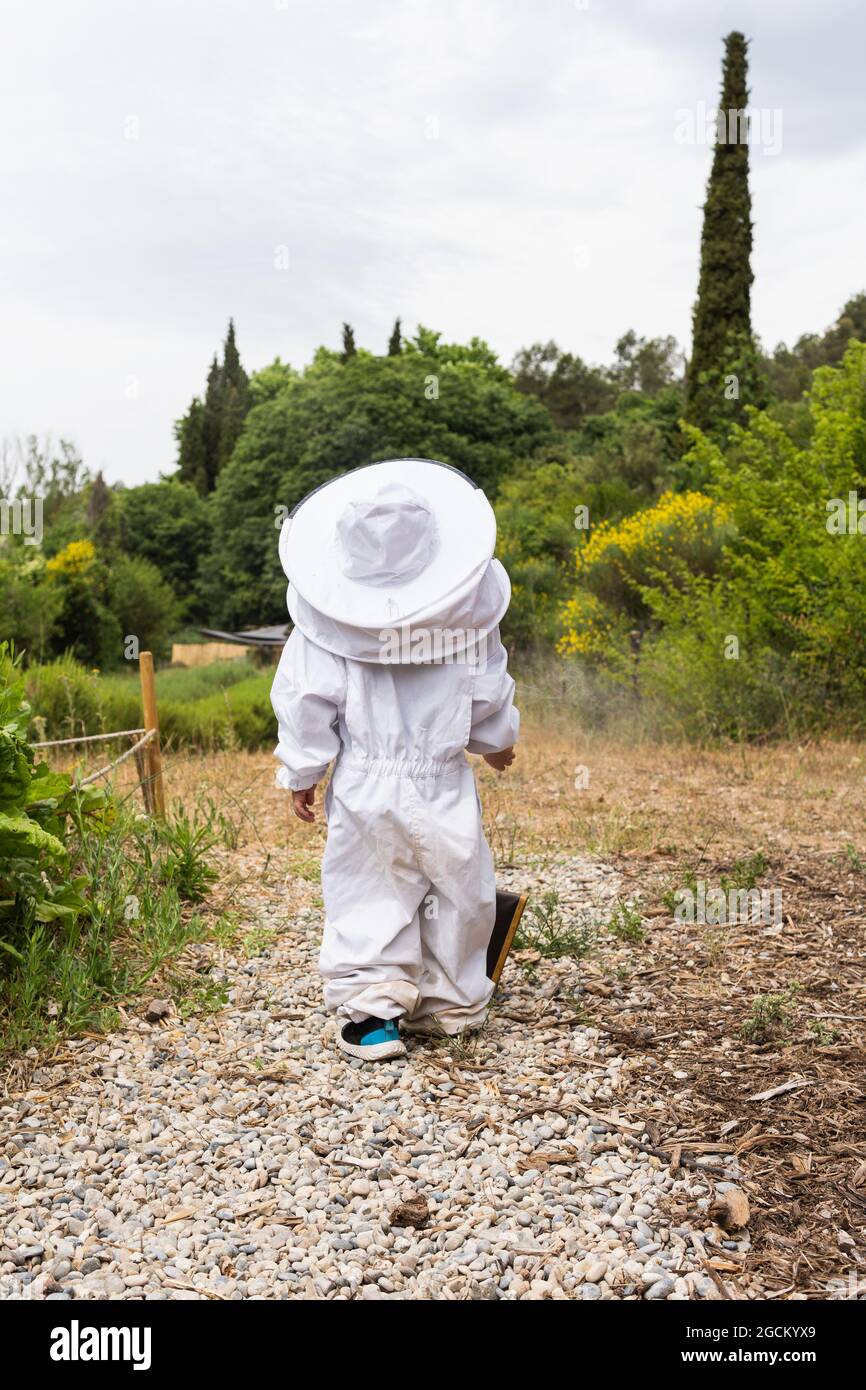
32, 728, 146, 749
34, 727, 159, 799
31, 651, 166, 815
78, 728, 156, 787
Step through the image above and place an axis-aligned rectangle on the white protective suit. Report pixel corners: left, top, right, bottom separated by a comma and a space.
270, 459, 519, 1033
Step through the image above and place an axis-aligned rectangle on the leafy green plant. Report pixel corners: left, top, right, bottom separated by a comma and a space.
739, 984, 801, 1043
808, 1018, 839, 1046
1, 642, 222, 1057
720, 851, 768, 893
514, 890, 596, 960
177, 981, 230, 1019
156, 808, 220, 903
606, 901, 646, 943
662, 867, 698, 913
661, 853, 768, 924
243, 925, 276, 958
0, 645, 103, 957
212, 910, 242, 948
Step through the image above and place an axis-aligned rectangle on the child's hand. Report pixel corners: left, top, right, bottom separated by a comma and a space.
292, 785, 317, 822
483, 746, 515, 772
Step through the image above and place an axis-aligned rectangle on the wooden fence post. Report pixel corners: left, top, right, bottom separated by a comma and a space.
139, 651, 166, 818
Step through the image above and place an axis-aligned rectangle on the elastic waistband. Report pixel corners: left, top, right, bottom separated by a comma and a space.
343, 751, 466, 778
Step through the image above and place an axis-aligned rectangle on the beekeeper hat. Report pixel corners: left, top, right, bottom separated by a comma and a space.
279, 458, 498, 629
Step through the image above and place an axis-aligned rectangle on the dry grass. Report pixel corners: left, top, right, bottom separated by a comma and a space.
478, 725, 866, 860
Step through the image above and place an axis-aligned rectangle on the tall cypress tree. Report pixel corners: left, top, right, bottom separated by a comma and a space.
685, 32, 764, 431
216, 319, 249, 472
175, 322, 250, 494
201, 355, 224, 490
341, 323, 357, 360
86, 470, 120, 552
175, 397, 208, 494
387, 318, 402, 356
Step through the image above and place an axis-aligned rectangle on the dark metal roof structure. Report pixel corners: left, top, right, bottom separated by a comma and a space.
197, 624, 290, 647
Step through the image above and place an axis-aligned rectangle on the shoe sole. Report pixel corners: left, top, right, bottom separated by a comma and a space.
336, 1035, 407, 1062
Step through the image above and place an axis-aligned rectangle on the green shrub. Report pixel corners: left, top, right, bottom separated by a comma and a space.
0, 657, 225, 1054
606, 902, 646, 943
24, 654, 106, 742
495, 460, 587, 651
0, 553, 63, 664
44, 539, 122, 669
24, 657, 275, 749
557, 342, 866, 739
167, 675, 275, 750
514, 890, 596, 959
633, 584, 796, 739
108, 554, 179, 664
739, 985, 801, 1044
0, 645, 103, 959
495, 455, 649, 654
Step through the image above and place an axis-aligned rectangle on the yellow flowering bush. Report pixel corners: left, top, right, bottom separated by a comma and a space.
557, 591, 621, 658
568, 490, 733, 617
46, 539, 96, 578
556, 490, 734, 664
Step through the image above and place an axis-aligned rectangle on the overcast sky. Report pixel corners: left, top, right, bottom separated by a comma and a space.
2, 0, 864, 487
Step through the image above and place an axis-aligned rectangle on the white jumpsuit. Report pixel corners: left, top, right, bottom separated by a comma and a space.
271, 626, 519, 1032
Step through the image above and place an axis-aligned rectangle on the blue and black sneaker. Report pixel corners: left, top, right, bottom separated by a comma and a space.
337, 1016, 407, 1062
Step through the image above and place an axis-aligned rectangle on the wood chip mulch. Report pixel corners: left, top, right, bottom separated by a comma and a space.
586, 848, 866, 1299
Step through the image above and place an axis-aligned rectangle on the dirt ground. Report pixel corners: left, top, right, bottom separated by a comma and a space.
27, 727, 866, 1298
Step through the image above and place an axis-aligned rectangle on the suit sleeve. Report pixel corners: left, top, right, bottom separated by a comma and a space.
466, 627, 520, 755
270, 629, 346, 791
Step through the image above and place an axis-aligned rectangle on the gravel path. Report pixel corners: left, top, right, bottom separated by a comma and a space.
1, 855, 734, 1301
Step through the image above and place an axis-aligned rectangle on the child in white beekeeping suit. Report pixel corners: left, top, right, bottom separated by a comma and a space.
270, 458, 518, 1061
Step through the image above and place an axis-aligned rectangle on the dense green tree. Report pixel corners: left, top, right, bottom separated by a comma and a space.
174, 397, 208, 494
495, 458, 591, 651
217, 319, 250, 471
820, 292, 866, 363
200, 355, 223, 487
561, 385, 688, 497
44, 542, 121, 668
197, 341, 554, 626
388, 318, 402, 356
610, 332, 683, 396
685, 32, 765, 431
341, 323, 357, 360
84, 471, 121, 553
409, 326, 505, 373
511, 342, 617, 428
248, 358, 296, 407
109, 555, 179, 663
762, 292, 866, 402
118, 479, 210, 610
175, 321, 250, 494
0, 555, 62, 664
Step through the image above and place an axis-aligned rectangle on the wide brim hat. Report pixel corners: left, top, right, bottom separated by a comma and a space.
279, 458, 498, 630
